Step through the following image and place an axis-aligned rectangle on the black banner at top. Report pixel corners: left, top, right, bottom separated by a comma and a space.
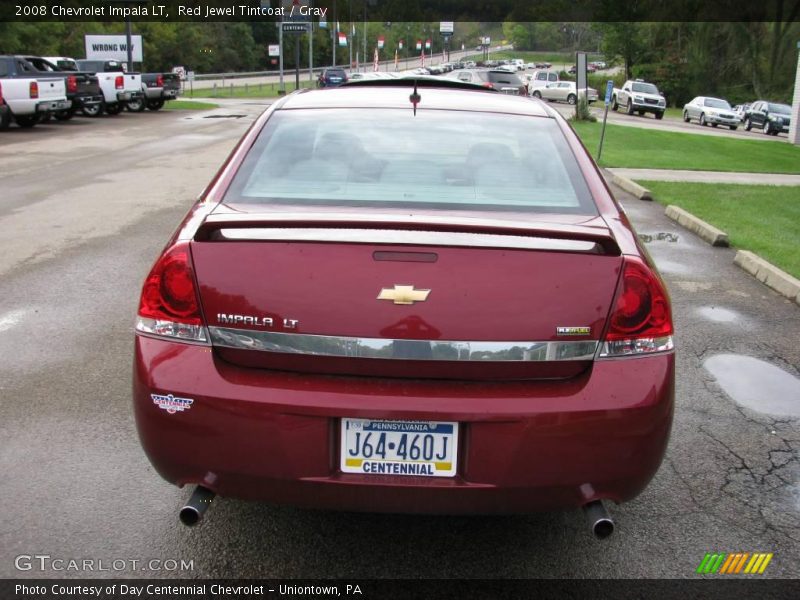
0, 0, 793, 23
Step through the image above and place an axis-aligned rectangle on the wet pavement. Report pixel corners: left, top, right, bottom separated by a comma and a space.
0, 101, 798, 580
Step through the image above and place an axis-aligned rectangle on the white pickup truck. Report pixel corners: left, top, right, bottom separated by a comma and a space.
73, 59, 143, 116
0, 55, 70, 128
612, 79, 666, 119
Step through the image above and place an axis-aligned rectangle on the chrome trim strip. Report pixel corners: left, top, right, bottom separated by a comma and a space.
208, 327, 598, 361
214, 228, 600, 252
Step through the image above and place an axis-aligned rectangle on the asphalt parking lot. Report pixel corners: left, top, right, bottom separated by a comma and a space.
1, 103, 798, 579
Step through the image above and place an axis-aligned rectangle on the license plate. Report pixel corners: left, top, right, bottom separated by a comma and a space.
340, 419, 458, 478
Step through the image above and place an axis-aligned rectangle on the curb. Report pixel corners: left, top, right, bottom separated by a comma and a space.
610, 173, 652, 201
664, 205, 730, 247
734, 251, 800, 306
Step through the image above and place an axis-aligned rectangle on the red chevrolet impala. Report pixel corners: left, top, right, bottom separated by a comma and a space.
133, 81, 674, 537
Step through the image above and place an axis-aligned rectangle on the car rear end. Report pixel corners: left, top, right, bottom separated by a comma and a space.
133, 87, 674, 517
320, 68, 347, 88
484, 70, 527, 95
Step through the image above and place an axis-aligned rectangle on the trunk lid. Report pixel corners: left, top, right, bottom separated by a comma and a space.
191, 216, 621, 380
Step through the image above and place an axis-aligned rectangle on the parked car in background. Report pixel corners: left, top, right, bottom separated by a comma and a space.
317, 67, 348, 88
0, 55, 69, 127
744, 101, 792, 135
75, 59, 143, 115
133, 81, 674, 533
22, 56, 103, 121
135, 72, 181, 111
534, 61, 552, 69
451, 69, 527, 95
0, 82, 11, 129
534, 81, 598, 105
682, 96, 739, 130
732, 103, 750, 122
612, 79, 666, 119
528, 70, 559, 94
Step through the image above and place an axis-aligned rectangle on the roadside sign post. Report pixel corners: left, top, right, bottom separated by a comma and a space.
280, 0, 310, 92
440, 22, 453, 63
598, 80, 614, 161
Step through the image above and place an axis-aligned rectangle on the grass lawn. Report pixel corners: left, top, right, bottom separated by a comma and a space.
641, 181, 800, 279
571, 122, 800, 174
189, 80, 315, 99
163, 100, 219, 111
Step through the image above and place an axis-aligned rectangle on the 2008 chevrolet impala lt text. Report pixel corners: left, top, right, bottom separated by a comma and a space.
132, 79, 675, 538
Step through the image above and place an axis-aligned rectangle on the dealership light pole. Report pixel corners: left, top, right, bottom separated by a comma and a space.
789, 41, 800, 146
104, 0, 140, 70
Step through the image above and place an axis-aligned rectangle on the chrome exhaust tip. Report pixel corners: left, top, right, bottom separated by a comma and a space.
583, 500, 614, 539
179, 485, 215, 527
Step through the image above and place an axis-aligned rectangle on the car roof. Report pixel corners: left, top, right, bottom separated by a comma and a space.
279, 86, 552, 117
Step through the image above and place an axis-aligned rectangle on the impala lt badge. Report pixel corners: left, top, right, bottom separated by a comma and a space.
217, 314, 299, 329
377, 285, 431, 305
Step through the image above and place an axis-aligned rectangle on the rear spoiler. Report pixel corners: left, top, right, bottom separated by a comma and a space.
194, 212, 621, 255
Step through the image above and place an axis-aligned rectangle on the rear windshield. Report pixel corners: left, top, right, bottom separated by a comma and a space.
224, 108, 597, 215
632, 83, 658, 94
487, 72, 522, 85
326, 69, 346, 77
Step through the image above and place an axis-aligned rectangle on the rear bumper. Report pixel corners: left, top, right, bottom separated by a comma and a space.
36, 99, 71, 113
133, 335, 674, 514
74, 94, 104, 108
117, 90, 144, 102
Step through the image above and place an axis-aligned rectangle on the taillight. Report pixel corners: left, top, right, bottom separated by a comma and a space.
0, 81, 4, 104
135, 242, 208, 343
115, 75, 124, 89
67, 75, 77, 93
482, 82, 494, 89
29, 81, 39, 99
156, 74, 163, 87
599, 257, 673, 358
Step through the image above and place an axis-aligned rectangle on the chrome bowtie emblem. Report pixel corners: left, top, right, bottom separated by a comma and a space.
377, 285, 431, 305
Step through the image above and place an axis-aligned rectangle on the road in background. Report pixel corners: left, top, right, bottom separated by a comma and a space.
1, 102, 798, 579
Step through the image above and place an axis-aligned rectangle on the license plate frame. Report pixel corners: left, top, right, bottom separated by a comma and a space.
340, 418, 458, 478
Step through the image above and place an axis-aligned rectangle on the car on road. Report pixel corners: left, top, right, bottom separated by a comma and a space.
533, 81, 598, 105
317, 67, 348, 88
528, 69, 560, 94
612, 79, 666, 119
682, 96, 739, 130
74, 59, 144, 116
744, 100, 792, 135
0, 55, 70, 128
450, 69, 527, 95
22, 56, 103, 121
133, 81, 675, 534
732, 103, 750, 122
0, 82, 10, 129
